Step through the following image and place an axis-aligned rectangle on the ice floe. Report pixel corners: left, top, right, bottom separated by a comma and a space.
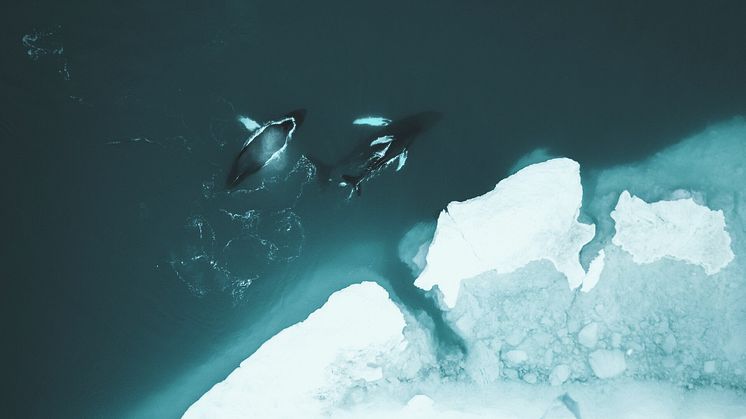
414, 158, 596, 307
186, 119, 746, 418
611, 191, 734, 274
183, 282, 408, 418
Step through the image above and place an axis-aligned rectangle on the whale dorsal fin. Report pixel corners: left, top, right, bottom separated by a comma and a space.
353, 116, 391, 127
237, 115, 262, 132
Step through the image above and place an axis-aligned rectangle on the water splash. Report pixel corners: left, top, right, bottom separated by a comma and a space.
22, 27, 64, 60
22, 26, 70, 81
171, 208, 306, 303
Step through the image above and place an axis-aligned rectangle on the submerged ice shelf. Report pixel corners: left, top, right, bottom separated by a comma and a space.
185, 119, 746, 418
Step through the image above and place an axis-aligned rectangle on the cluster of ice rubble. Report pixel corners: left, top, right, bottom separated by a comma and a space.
184, 119, 746, 418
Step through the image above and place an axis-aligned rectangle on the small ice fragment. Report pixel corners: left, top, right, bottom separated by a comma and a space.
578, 322, 599, 349
662, 334, 677, 354
506, 329, 526, 346
549, 364, 571, 386
704, 360, 717, 374
503, 350, 528, 365
588, 349, 626, 379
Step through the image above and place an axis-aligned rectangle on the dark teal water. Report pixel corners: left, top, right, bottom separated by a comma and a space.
4, 1, 746, 417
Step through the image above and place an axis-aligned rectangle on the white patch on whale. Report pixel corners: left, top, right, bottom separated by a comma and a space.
353, 116, 391, 127
237, 115, 261, 132
370, 135, 395, 146
236, 117, 298, 165
262, 117, 297, 168
396, 150, 408, 171
372, 142, 391, 160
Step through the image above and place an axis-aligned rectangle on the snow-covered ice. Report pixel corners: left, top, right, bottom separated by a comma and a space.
577, 322, 599, 348
549, 365, 571, 386
588, 349, 627, 379
414, 158, 596, 307
183, 282, 408, 418
611, 190, 734, 274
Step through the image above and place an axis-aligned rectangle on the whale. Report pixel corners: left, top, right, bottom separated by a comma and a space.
309, 111, 442, 196
226, 109, 306, 189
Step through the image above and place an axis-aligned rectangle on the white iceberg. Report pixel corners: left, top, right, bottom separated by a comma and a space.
588, 349, 627, 379
415, 158, 596, 308
183, 282, 409, 418
611, 190, 734, 274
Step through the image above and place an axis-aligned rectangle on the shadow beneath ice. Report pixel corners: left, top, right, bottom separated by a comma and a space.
379, 255, 467, 359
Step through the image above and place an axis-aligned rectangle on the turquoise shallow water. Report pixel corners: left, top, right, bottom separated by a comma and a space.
4, 1, 746, 417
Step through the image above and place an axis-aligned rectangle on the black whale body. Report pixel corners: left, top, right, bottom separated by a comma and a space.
226, 109, 306, 189
309, 111, 442, 196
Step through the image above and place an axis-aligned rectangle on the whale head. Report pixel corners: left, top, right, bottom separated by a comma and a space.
285, 109, 307, 126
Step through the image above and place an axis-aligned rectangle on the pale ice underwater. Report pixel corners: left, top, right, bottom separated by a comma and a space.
185, 119, 746, 418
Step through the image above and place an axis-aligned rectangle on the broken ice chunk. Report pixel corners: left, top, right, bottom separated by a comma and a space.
578, 322, 599, 349
662, 334, 677, 354
415, 158, 596, 308
611, 191, 734, 275
503, 350, 528, 365
588, 349, 627, 379
549, 364, 572, 386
